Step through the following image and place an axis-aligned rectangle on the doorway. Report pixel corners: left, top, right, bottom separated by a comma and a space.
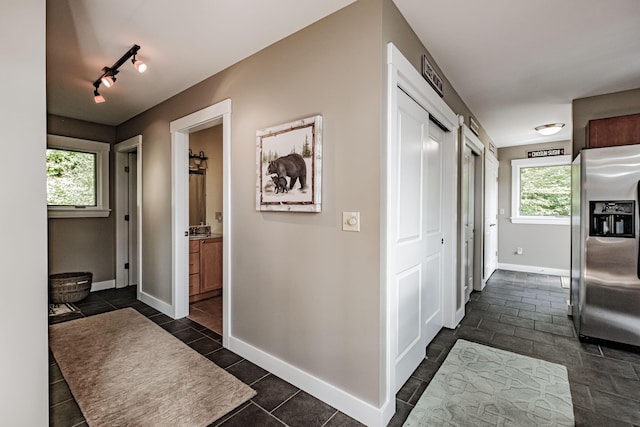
170, 99, 231, 346
115, 135, 142, 296
385, 44, 460, 412
483, 151, 499, 285
460, 125, 484, 302
186, 125, 224, 335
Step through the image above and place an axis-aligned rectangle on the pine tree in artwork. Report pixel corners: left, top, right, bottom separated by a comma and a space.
302, 135, 312, 158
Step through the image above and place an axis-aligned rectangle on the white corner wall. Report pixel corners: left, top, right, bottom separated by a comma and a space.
0, 0, 49, 425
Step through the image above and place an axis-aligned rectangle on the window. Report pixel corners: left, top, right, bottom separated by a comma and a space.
47, 135, 110, 218
511, 155, 571, 225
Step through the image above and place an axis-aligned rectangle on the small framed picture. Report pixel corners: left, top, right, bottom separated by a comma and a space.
256, 115, 322, 212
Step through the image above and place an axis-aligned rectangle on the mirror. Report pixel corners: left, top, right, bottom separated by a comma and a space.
189, 171, 206, 225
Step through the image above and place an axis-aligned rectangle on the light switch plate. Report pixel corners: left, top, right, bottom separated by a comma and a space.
342, 212, 360, 232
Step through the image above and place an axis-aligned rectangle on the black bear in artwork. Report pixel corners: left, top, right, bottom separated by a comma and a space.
267, 153, 307, 190
271, 176, 288, 194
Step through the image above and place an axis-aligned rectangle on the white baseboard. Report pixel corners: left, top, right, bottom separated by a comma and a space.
497, 263, 569, 277
228, 335, 388, 427
90, 279, 115, 292
138, 290, 174, 318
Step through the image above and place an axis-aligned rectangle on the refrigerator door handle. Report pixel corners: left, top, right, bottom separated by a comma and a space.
637, 180, 640, 279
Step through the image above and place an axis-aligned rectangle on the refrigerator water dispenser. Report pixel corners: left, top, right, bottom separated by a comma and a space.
589, 201, 635, 238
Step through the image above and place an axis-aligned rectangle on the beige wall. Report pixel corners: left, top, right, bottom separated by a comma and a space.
382, 0, 494, 149
46, 115, 117, 282
498, 140, 572, 271
0, 0, 49, 423
38, 0, 499, 412
189, 125, 223, 232
117, 0, 384, 405
572, 88, 640, 156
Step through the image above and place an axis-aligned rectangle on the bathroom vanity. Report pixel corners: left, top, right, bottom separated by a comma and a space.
189, 235, 222, 302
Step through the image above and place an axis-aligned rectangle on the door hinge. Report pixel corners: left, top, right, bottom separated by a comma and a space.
124, 214, 130, 221
124, 166, 130, 173
124, 263, 130, 270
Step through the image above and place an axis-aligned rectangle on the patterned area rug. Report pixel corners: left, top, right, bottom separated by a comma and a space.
404, 339, 574, 426
49, 308, 255, 426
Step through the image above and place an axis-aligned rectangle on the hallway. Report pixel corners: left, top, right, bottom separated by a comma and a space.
391, 270, 640, 426
49, 271, 640, 426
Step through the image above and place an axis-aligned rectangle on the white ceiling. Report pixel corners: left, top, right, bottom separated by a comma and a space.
47, 0, 640, 147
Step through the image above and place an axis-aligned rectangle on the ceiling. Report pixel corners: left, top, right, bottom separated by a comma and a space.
47, 0, 640, 147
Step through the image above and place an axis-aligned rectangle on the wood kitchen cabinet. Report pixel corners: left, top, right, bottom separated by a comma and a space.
189, 237, 222, 302
588, 113, 640, 148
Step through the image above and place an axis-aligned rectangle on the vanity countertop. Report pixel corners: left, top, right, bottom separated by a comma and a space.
189, 233, 222, 241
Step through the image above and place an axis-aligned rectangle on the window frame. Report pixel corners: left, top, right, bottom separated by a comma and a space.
510, 155, 571, 225
47, 134, 110, 218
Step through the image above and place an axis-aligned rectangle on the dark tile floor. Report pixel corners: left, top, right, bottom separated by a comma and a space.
50, 271, 640, 426
390, 269, 640, 427
49, 286, 363, 427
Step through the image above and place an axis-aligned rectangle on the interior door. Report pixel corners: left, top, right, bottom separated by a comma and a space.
483, 152, 499, 283
462, 145, 475, 302
393, 88, 444, 392
128, 152, 139, 286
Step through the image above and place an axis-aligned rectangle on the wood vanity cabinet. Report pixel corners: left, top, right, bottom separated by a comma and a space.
189, 237, 222, 302
588, 113, 640, 148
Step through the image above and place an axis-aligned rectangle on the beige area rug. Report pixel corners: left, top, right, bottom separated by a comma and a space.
404, 339, 574, 427
49, 308, 255, 426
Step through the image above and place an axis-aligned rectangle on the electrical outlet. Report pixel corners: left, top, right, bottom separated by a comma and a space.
516, 247, 523, 255
500, 208, 505, 215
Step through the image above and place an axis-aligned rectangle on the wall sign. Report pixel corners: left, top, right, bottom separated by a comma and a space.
421, 55, 444, 97
527, 148, 564, 158
469, 116, 480, 136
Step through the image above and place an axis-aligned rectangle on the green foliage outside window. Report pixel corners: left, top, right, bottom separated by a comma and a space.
47, 148, 96, 206
520, 165, 570, 216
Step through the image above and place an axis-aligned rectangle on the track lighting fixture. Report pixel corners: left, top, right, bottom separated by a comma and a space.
93, 83, 105, 104
132, 53, 147, 73
92, 44, 146, 103
100, 68, 117, 88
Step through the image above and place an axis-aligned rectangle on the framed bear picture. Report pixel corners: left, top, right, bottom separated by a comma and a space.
256, 115, 322, 212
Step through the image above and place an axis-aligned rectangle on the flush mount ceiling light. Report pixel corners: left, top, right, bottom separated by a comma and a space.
535, 123, 565, 136
92, 44, 147, 103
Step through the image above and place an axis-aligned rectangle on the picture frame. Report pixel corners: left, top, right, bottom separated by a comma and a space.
256, 115, 322, 212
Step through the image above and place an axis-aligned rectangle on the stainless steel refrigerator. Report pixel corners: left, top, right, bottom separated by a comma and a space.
571, 144, 640, 346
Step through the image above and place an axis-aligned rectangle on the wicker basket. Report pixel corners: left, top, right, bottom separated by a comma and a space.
49, 272, 92, 303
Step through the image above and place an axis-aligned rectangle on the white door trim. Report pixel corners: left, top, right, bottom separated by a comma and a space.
483, 151, 499, 287
115, 135, 142, 296
169, 100, 232, 344
460, 125, 485, 300
383, 42, 458, 426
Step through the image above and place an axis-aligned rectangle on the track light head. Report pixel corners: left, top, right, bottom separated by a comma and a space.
93, 89, 105, 104
132, 56, 147, 73
93, 83, 105, 103
100, 68, 117, 87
